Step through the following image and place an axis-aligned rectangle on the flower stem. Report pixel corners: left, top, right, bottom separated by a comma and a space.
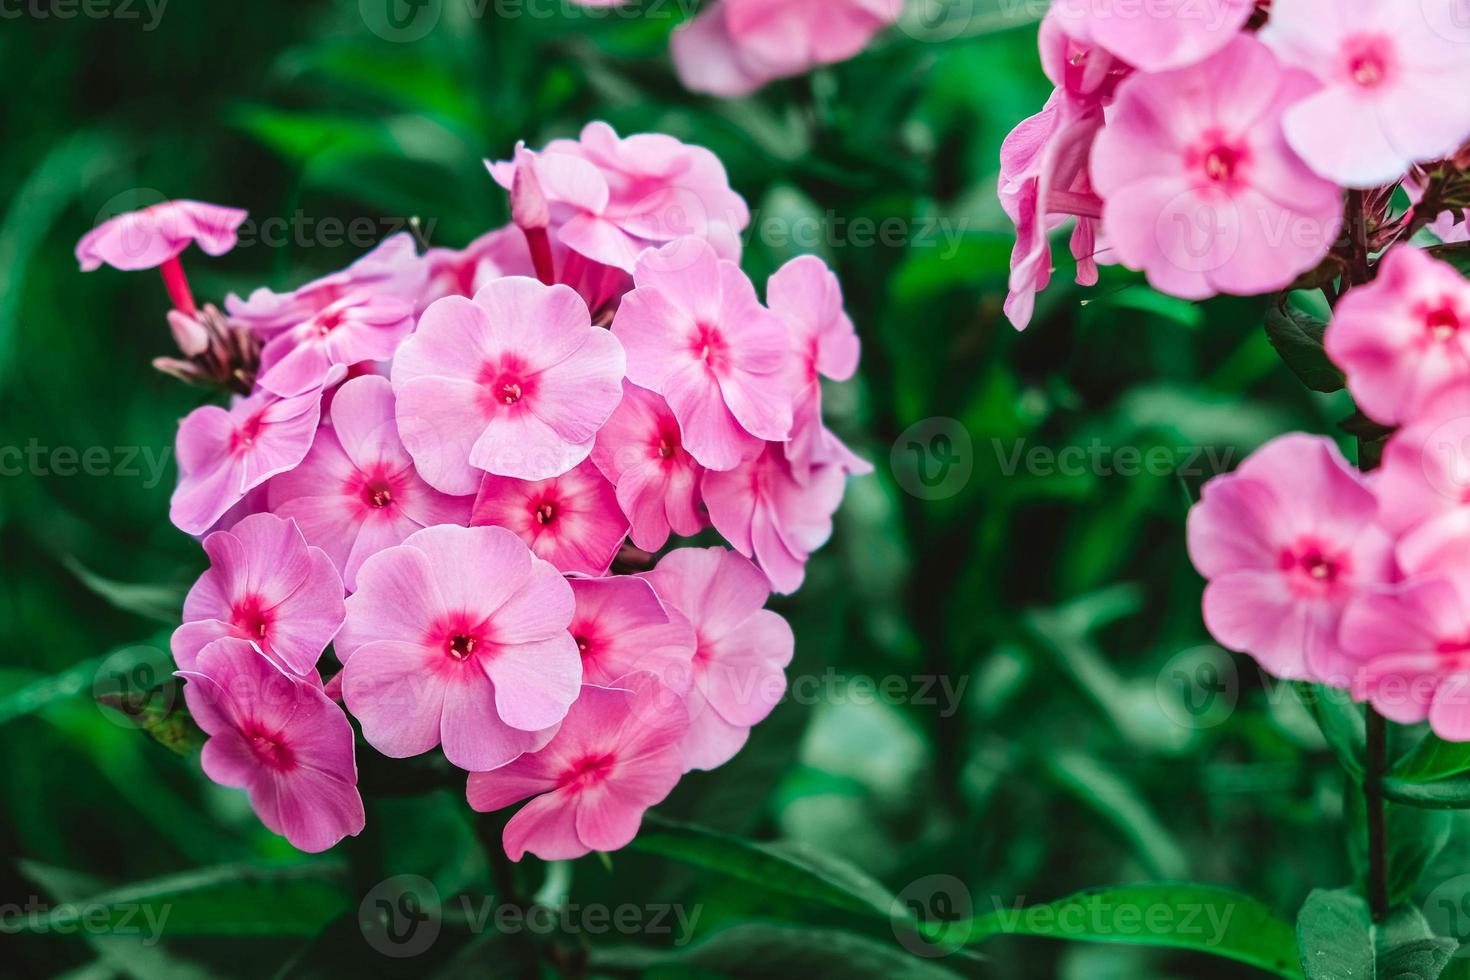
159, 255, 197, 317
1365, 704, 1389, 922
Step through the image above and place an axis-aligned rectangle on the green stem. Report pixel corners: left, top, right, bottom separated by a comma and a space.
1364, 705, 1389, 922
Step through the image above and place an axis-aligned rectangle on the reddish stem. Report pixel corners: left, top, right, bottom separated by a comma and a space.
159, 255, 197, 317
522, 227, 556, 287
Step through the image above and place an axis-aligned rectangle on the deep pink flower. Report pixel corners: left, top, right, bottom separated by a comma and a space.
226, 233, 427, 337
590, 382, 706, 552
1049, 0, 1254, 72
670, 0, 901, 97
489, 122, 749, 272
394, 276, 626, 493
613, 238, 793, 471
569, 577, 695, 692
179, 637, 364, 853
1185, 434, 1395, 682
1341, 568, 1470, 737
470, 459, 629, 577
1324, 246, 1470, 426
269, 376, 473, 590
766, 255, 871, 478
172, 513, 345, 676
255, 292, 414, 396
1262, 0, 1470, 188
1091, 36, 1343, 301
171, 384, 327, 536
337, 525, 580, 771
643, 548, 793, 771
466, 673, 689, 861
703, 444, 848, 594
76, 200, 247, 272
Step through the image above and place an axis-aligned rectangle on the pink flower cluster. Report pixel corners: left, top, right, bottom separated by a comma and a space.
1003, 0, 1470, 328
1188, 246, 1470, 740
78, 122, 867, 856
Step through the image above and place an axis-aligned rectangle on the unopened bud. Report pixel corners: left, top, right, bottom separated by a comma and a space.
511, 143, 550, 232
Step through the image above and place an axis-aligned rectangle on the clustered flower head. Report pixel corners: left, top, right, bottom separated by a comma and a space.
1188, 245, 1470, 741
1002, 0, 1470, 329
78, 121, 868, 856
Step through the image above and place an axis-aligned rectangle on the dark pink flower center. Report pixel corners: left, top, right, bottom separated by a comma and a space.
231, 596, 273, 640
561, 752, 616, 788
574, 633, 593, 657
314, 308, 346, 336
1343, 34, 1394, 89
363, 477, 395, 509
655, 427, 680, 461
477, 358, 536, 414
247, 730, 295, 771
1189, 133, 1250, 189
1424, 301, 1462, 341
448, 633, 478, 660
499, 382, 523, 405
230, 413, 267, 455
533, 498, 558, 526
693, 324, 728, 372
1279, 542, 1347, 592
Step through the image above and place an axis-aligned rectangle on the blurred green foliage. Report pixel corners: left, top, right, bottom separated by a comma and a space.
6, 2, 1464, 977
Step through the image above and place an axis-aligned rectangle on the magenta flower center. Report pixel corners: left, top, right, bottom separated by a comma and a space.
1423, 302, 1462, 341
499, 382, 523, 405
448, 633, 478, 660
363, 477, 395, 509
534, 499, 558, 526
1343, 34, 1394, 89
230, 413, 267, 455
1189, 133, 1250, 189
247, 730, 295, 772
230, 596, 273, 640
561, 752, 616, 788
1279, 542, 1347, 593
693, 324, 728, 372
655, 429, 679, 461
574, 632, 592, 656
314, 308, 346, 336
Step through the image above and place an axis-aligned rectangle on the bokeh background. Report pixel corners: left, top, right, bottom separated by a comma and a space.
1, 1, 1435, 976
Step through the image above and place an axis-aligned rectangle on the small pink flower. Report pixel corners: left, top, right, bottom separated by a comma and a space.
471, 459, 629, 576
766, 255, 871, 478
466, 673, 689, 861
256, 292, 415, 396
590, 382, 706, 552
394, 276, 626, 493
1049, 0, 1254, 72
172, 513, 345, 676
1341, 569, 1470, 737
569, 577, 695, 692
171, 385, 327, 536
489, 122, 749, 272
76, 200, 247, 272
1262, 0, 1470, 188
226, 233, 427, 337
613, 238, 793, 471
1370, 398, 1470, 573
671, 0, 901, 97
268, 376, 473, 590
421, 226, 532, 309
1186, 434, 1396, 682
179, 637, 364, 853
1091, 35, 1343, 301
1324, 246, 1470, 426
703, 444, 848, 594
643, 548, 793, 771
338, 525, 581, 771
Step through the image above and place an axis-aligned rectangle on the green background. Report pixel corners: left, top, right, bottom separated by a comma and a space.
0, 1, 1442, 976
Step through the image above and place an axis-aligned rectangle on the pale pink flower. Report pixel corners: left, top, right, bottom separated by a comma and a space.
394, 276, 626, 493
337, 525, 580, 771
569, 577, 695, 692
255, 292, 414, 396
613, 238, 793, 471
489, 122, 749, 272
643, 548, 793, 771
1049, 0, 1254, 72
172, 513, 345, 676
703, 444, 848, 594
1368, 395, 1470, 574
268, 377, 473, 591
766, 255, 871, 478
179, 637, 364, 853
671, 0, 902, 97
590, 382, 706, 552
1185, 434, 1396, 682
470, 459, 629, 576
76, 200, 247, 272
1324, 246, 1470, 426
466, 673, 689, 861
171, 385, 327, 536
225, 233, 427, 336
1341, 567, 1470, 737
1091, 36, 1343, 301
1261, 0, 1470, 188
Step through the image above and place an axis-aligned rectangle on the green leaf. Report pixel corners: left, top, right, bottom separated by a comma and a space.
1294, 683, 1366, 780
62, 555, 186, 625
1045, 752, 1189, 880
1296, 889, 1456, 980
630, 815, 902, 922
17, 861, 350, 938
961, 883, 1302, 978
1384, 778, 1470, 809
1264, 303, 1344, 393
1347, 785, 1452, 906
1394, 734, 1470, 784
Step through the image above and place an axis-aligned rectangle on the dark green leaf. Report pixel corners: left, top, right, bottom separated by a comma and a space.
62, 555, 186, 626
1384, 778, 1470, 809
1394, 734, 1470, 784
1264, 304, 1344, 393
1297, 888, 1456, 980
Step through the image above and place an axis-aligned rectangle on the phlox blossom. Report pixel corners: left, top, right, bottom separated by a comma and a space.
471, 459, 629, 577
